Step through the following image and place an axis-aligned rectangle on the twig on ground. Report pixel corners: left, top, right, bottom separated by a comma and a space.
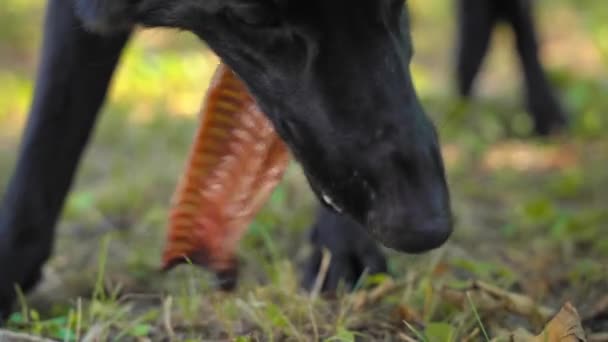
310, 248, 332, 301
0, 330, 55, 342
441, 280, 555, 325
398, 332, 418, 342
163, 296, 176, 341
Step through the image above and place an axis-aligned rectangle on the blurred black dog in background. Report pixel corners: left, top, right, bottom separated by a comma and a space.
456, 0, 567, 135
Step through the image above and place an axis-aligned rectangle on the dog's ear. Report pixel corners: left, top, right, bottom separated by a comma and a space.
74, 0, 138, 34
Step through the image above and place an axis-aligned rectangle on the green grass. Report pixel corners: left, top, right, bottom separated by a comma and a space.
1, 0, 608, 340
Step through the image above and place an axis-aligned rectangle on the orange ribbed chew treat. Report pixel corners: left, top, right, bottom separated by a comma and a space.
163, 63, 290, 276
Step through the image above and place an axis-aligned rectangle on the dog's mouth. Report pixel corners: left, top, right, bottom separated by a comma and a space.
303, 168, 375, 220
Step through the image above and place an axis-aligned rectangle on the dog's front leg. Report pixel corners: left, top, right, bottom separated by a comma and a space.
0, 0, 130, 318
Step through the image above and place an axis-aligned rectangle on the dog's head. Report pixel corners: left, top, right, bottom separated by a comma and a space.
133, 0, 452, 253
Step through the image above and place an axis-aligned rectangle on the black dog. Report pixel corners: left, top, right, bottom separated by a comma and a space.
456, 0, 567, 135
0, 0, 453, 317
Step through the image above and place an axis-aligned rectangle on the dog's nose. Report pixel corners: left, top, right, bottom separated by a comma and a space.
369, 210, 453, 253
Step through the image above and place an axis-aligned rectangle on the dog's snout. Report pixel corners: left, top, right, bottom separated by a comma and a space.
370, 210, 453, 253
366, 143, 453, 253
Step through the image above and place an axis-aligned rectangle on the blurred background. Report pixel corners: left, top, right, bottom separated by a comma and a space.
0, 0, 607, 340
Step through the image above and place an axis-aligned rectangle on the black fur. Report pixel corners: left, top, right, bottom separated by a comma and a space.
303, 207, 387, 292
1, 0, 455, 317
74, 0, 137, 33
0, 0, 131, 318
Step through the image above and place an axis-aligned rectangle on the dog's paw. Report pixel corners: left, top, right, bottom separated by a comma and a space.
302, 245, 388, 293
527, 90, 569, 136
0, 243, 46, 323
301, 207, 388, 292
0, 291, 14, 326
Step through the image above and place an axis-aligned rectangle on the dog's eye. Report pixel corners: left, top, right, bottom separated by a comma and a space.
225, 2, 280, 27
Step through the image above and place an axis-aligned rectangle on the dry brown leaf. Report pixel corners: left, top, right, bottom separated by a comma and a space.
492, 303, 587, 342
531, 302, 586, 342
